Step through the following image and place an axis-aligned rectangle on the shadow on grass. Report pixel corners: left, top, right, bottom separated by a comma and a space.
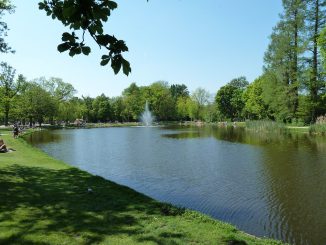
227, 240, 247, 245
0, 164, 169, 244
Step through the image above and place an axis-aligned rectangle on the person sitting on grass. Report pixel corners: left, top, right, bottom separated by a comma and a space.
0, 139, 15, 153
0, 139, 8, 153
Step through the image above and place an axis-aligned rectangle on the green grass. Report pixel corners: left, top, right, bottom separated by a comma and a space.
245, 120, 286, 132
0, 132, 284, 245
309, 123, 326, 135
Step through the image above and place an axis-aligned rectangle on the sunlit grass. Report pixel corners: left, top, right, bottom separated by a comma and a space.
245, 120, 286, 132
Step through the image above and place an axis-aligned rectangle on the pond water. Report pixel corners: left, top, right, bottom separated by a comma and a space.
26, 126, 326, 245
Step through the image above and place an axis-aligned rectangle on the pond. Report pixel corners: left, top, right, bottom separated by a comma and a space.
26, 126, 326, 245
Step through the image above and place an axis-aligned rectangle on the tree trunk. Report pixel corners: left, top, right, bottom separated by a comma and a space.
4, 103, 10, 126
292, 6, 299, 117
311, 0, 320, 121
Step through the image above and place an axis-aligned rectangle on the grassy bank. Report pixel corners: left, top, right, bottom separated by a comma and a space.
0, 132, 284, 245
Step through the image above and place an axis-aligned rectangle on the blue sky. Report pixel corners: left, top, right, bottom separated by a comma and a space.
2, 0, 283, 97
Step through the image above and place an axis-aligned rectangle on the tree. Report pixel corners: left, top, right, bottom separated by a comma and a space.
38, 0, 131, 75
228, 76, 249, 89
21, 82, 57, 126
305, 0, 326, 120
81, 95, 95, 122
201, 103, 216, 122
92, 93, 111, 122
57, 97, 85, 123
32, 77, 77, 124
176, 96, 189, 120
170, 84, 189, 99
0, 62, 23, 125
319, 27, 326, 69
144, 81, 175, 121
186, 98, 199, 121
38, 77, 77, 101
243, 77, 269, 120
0, 0, 14, 53
264, 0, 306, 120
191, 88, 210, 120
215, 84, 245, 121
122, 83, 143, 121
110, 96, 125, 122
260, 72, 293, 122
191, 88, 210, 107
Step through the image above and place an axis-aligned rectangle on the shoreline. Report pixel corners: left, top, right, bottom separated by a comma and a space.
0, 130, 285, 244
0, 121, 320, 134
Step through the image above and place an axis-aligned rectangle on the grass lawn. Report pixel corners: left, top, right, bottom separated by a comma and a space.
0, 131, 285, 245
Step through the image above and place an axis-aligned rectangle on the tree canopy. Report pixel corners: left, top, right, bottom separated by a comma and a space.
0, 0, 15, 53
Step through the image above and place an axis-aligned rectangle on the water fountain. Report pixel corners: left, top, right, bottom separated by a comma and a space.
140, 101, 154, 126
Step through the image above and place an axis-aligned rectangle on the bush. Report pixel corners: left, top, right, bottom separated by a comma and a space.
310, 115, 326, 135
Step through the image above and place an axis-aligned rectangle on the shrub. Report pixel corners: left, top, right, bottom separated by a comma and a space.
310, 115, 326, 135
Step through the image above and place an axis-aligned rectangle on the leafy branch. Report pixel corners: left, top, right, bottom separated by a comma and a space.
39, 0, 131, 75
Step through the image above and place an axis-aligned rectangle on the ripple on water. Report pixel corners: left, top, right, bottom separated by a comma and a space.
27, 127, 326, 245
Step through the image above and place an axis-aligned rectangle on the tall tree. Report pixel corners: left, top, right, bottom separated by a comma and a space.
264, 0, 306, 120
306, 0, 326, 120
0, 63, 22, 125
21, 82, 57, 126
319, 27, 326, 69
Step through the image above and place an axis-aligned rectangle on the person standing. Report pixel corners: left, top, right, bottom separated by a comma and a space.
13, 123, 19, 138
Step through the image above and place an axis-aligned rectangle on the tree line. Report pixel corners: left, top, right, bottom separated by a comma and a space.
0, 63, 215, 125
261, 0, 326, 123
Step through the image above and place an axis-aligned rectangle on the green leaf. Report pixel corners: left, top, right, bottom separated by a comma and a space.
69, 48, 76, 57
62, 6, 76, 18
57, 43, 70, 53
122, 58, 131, 76
112, 62, 122, 74
100, 59, 110, 66
96, 35, 110, 46
107, 1, 118, 10
82, 46, 91, 55
38, 2, 45, 10
75, 47, 82, 55
62, 32, 71, 42
116, 40, 128, 52
97, 35, 116, 46
111, 55, 122, 74
101, 55, 110, 59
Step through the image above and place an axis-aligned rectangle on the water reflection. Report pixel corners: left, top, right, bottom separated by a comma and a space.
162, 125, 326, 149
261, 142, 326, 245
162, 126, 326, 244
26, 126, 326, 245
26, 130, 63, 143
